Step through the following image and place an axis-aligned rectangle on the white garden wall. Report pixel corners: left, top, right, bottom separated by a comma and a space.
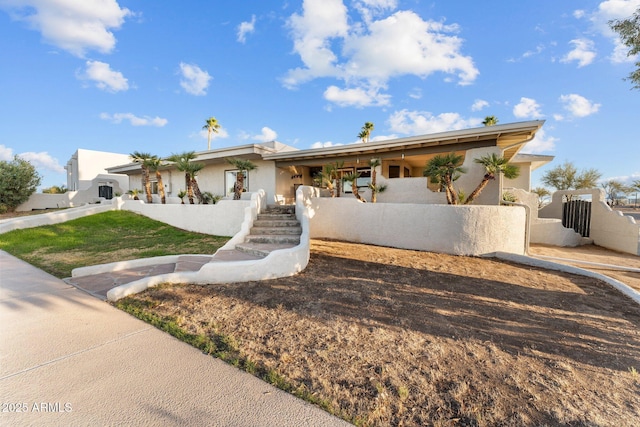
121, 198, 249, 237
539, 188, 640, 255
307, 194, 527, 256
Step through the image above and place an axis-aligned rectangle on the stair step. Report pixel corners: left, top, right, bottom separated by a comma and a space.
257, 213, 297, 220
253, 219, 300, 228
264, 205, 296, 214
251, 226, 302, 235
245, 234, 301, 244
235, 242, 298, 257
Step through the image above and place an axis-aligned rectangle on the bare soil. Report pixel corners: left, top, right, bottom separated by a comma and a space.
127, 239, 640, 426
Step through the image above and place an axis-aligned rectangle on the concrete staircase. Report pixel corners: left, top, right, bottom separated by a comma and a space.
235, 205, 301, 258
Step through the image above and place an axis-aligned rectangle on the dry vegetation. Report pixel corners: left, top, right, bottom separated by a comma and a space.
121, 239, 640, 426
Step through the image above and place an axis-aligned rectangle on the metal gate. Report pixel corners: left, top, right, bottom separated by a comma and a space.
98, 185, 113, 200
562, 200, 591, 237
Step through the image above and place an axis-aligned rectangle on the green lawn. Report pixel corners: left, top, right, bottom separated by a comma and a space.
0, 210, 230, 278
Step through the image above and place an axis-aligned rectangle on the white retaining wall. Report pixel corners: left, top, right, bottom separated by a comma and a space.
506, 188, 583, 247
307, 193, 527, 256
0, 203, 118, 234
539, 188, 640, 255
121, 199, 249, 237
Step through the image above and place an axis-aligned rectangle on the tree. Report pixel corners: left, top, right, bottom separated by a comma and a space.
630, 179, 640, 192
203, 116, 221, 150
226, 158, 257, 200
343, 171, 366, 203
130, 151, 154, 204
532, 187, 551, 208
321, 161, 345, 197
609, 8, 640, 89
423, 153, 466, 205
464, 153, 520, 204
166, 151, 204, 204
541, 161, 602, 200
147, 156, 167, 204
368, 158, 386, 203
358, 122, 374, 142
601, 180, 630, 206
482, 116, 499, 126
0, 156, 41, 213
42, 185, 67, 194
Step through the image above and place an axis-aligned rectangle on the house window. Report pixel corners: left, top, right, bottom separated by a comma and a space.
150, 181, 159, 194
356, 167, 371, 188
389, 165, 400, 178
225, 170, 249, 197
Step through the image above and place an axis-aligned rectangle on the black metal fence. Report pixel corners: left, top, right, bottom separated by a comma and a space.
562, 200, 591, 237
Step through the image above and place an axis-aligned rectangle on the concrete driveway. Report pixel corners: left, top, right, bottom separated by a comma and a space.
0, 251, 349, 426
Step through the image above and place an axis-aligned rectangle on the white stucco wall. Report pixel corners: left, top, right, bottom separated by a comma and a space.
539, 188, 640, 255
67, 149, 131, 191
1, 203, 118, 234
121, 199, 248, 237
307, 196, 526, 256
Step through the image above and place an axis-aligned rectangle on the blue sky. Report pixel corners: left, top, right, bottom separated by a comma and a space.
1, 0, 639, 191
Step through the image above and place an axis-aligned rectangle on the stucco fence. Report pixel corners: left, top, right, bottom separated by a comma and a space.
304, 187, 527, 256
539, 188, 640, 256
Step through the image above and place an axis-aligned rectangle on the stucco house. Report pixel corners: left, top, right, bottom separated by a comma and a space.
105, 120, 549, 206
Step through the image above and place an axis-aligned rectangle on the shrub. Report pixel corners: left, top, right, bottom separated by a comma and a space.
0, 156, 41, 212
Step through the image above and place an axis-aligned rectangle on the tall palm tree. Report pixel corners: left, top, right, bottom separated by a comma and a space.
368, 158, 386, 203
464, 153, 520, 204
130, 151, 154, 203
423, 153, 466, 205
226, 158, 257, 200
166, 151, 204, 204
359, 121, 374, 142
482, 116, 499, 126
147, 156, 166, 204
203, 116, 220, 151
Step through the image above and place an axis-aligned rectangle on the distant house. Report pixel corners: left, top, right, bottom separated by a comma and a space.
105, 120, 550, 206
65, 149, 130, 197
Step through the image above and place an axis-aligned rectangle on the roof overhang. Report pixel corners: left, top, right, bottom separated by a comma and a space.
264, 120, 545, 167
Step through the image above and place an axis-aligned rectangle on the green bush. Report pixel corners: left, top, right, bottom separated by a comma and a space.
0, 156, 41, 212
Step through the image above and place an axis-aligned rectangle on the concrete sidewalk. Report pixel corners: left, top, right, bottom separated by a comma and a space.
0, 251, 349, 426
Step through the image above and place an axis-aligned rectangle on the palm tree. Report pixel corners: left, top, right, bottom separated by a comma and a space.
482, 116, 499, 126
359, 121, 374, 142
226, 158, 257, 200
343, 171, 366, 202
423, 153, 466, 205
130, 151, 154, 203
368, 158, 386, 203
464, 153, 520, 204
320, 163, 337, 197
166, 151, 203, 204
203, 116, 221, 151
147, 156, 166, 204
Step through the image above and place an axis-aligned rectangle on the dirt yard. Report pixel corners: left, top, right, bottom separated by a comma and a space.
125, 239, 640, 426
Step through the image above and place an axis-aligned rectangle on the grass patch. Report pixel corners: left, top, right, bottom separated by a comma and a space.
116, 295, 353, 424
0, 210, 229, 278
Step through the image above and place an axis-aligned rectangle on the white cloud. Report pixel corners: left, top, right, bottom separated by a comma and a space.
559, 93, 601, 118
79, 60, 129, 92
100, 112, 167, 127
0, 0, 131, 57
408, 87, 422, 99
513, 97, 543, 119
195, 127, 229, 141
284, 1, 478, 106
179, 62, 211, 96
311, 141, 342, 148
561, 38, 597, 67
0, 144, 13, 161
0, 145, 64, 173
573, 9, 586, 19
251, 126, 278, 142
588, 0, 640, 62
520, 129, 557, 154
323, 85, 391, 107
471, 99, 489, 111
237, 14, 256, 43
388, 110, 481, 135
18, 151, 65, 173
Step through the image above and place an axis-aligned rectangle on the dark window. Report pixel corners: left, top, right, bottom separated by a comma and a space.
389, 165, 400, 178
